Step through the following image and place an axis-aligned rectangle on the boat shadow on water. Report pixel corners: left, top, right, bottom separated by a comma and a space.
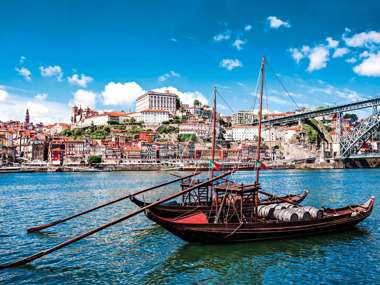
141, 227, 370, 284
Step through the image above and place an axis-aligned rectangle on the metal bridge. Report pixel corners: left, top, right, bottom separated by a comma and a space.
261, 96, 380, 126
257, 96, 380, 159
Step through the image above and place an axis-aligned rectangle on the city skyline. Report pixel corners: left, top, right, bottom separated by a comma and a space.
1, 0, 380, 123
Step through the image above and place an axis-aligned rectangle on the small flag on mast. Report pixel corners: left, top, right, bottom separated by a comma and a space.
209, 160, 221, 171
255, 160, 268, 170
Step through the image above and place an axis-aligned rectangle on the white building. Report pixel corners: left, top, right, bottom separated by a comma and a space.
136, 91, 177, 113
232, 111, 256, 125
232, 125, 258, 141
140, 109, 170, 125
75, 112, 130, 128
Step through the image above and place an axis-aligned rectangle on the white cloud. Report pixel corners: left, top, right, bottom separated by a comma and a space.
353, 52, 380, 77
232, 39, 246, 50
158, 70, 181, 82
289, 48, 304, 63
67, 73, 93, 87
153, 86, 208, 106
267, 16, 291, 29
170, 38, 177, 42
0, 89, 8, 101
307, 46, 329, 72
220, 58, 242, 70
40, 65, 63, 81
19, 56, 26, 64
35, 93, 48, 101
346, 57, 357, 63
244, 25, 252, 32
309, 84, 363, 102
213, 30, 231, 41
326, 37, 339, 48
15, 67, 32, 81
344, 31, 380, 47
102, 82, 145, 106
72, 89, 97, 108
0, 94, 69, 123
333, 47, 349, 58
359, 51, 370, 58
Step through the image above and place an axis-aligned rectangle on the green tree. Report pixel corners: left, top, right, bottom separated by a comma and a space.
343, 113, 358, 122
88, 155, 102, 164
178, 133, 197, 142
194, 99, 201, 106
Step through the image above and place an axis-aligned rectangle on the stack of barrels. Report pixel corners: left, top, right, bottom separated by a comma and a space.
257, 203, 323, 222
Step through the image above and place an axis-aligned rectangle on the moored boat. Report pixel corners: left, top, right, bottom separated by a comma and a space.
145, 197, 374, 243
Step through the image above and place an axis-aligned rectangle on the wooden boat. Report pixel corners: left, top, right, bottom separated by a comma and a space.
141, 57, 375, 244
130, 188, 309, 218
145, 197, 374, 243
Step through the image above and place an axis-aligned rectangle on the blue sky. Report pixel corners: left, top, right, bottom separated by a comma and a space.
1, 0, 380, 123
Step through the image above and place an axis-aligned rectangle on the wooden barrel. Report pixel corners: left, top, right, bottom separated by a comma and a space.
277, 209, 298, 222
258, 205, 275, 218
303, 206, 323, 219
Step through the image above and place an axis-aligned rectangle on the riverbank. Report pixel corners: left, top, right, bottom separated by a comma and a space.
2, 157, 380, 173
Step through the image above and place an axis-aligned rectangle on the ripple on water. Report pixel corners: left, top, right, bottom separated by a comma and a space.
0, 170, 379, 285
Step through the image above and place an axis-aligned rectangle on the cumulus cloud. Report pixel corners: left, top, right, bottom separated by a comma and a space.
153, 86, 208, 106
220, 59, 242, 70
67, 73, 93, 87
307, 46, 329, 72
267, 16, 291, 29
40, 65, 63, 81
232, 39, 246, 50
353, 52, 380, 77
15, 67, 32, 81
213, 30, 231, 41
0, 94, 69, 123
289, 48, 304, 63
102, 82, 145, 106
326, 37, 339, 48
0, 89, 8, 101
35, 93, 48, 100
333, 47, 349, 58
344, 31, 380, 47
158, 70, 181, 82
244, 25, 252, 32
71, 89, 97, 108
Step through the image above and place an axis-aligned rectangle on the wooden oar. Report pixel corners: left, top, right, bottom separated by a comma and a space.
0, 170, 233, 268
27, 172, 200, 233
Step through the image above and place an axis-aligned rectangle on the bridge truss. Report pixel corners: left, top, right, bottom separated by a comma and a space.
340, 108, 380, 158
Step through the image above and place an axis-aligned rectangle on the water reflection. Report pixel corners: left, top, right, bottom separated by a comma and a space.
142, 228, 369, 284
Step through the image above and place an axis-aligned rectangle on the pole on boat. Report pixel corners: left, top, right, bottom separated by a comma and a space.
210, 87, 217, 180
0, 170, 234, 269
26, 172, 200, 233
256, 56, 265, 185
253, 56, 265, 220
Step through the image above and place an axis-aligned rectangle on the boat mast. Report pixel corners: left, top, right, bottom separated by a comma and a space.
210, 87, 217, 179
255, 57, 265, 184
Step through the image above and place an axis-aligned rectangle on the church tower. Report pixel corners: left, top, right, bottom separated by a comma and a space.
25, 108, 30, 125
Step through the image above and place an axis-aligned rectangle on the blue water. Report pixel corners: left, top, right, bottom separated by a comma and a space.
0, 169, 379, 284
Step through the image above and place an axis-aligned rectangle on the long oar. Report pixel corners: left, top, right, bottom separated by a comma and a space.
0, 170, 233, 268
27, 172, 199, 233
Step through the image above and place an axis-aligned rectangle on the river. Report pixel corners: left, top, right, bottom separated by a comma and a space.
1, 169, 379, 284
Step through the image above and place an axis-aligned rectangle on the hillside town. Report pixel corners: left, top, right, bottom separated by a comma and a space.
0, 89, 378, 172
